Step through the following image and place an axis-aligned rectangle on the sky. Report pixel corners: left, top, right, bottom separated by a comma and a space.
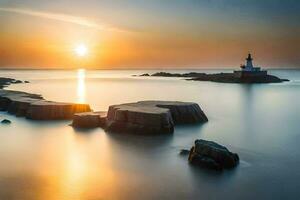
0, 0, 299, 69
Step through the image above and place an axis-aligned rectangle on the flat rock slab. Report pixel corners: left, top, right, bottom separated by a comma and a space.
0, 89, 91, 120
106, 101, 208, 134
72, 111, 107, 128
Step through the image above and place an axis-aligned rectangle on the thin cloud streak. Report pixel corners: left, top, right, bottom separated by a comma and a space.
0, 7, 130, 33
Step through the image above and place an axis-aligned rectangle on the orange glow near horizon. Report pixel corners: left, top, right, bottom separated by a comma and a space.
0, 4, 299, 69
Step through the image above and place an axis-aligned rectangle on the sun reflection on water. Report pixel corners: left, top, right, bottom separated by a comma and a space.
77, 69, 86, 103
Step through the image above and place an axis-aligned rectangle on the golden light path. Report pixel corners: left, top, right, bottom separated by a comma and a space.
77, 69, 86, 103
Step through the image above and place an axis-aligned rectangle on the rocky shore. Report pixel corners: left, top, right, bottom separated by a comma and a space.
139, 72, 289, 83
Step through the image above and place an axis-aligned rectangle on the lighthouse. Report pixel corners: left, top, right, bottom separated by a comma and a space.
234, 53, 267, 78
245, 54, 254, 70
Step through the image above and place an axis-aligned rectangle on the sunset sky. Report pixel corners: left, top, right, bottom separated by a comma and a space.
0, 0, 299, 69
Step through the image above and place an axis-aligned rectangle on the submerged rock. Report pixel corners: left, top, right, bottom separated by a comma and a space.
179, 149, 190, 155
72, 111, 107, 128
188, 139, 239, 170
106, 101, 208, 134
1, 119, 11, 124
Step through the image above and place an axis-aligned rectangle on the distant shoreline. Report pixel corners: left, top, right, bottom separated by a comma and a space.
137, 72, 289, 84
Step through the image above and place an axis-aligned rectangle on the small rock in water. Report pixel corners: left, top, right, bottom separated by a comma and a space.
24, 81, 30, 83
188, 139, 239, 170
179, 149, 190, 155
1, 119, 11, 124
12, 80, 22, 84
72, 111, 107, 129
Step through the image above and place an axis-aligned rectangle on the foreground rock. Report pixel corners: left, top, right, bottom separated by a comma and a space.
140, 72, 288, 84
72, 111, 107, 128
105, 101, 208, 134
188, 139, 239, 170
0, 89, 91, 120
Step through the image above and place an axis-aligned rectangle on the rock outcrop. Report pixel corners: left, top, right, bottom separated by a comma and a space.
105, 101, 208, 134
0, 90, 91, 120
188, 139, 239, 170
72, 111, 107, 128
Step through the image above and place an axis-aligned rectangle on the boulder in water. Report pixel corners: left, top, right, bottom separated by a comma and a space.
188, 139, 239, 170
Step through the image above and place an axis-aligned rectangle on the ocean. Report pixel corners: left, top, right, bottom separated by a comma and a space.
0, 69, 300, 199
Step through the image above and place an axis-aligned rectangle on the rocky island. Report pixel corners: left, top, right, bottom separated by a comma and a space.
139, 54, 289, 83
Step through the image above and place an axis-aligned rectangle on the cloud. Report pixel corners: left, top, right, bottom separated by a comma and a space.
0, 7, 130, 32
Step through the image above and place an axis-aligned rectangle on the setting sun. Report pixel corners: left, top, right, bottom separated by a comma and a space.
74, 44, 88, 57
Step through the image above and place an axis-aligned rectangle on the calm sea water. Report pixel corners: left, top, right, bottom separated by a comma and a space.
0, 69, 300, 200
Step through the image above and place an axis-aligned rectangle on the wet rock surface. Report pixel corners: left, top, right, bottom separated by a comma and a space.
188, 139, 239, 170
105, 101, 208, 134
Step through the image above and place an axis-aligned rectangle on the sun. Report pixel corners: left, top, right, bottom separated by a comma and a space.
74, 44, 88, 57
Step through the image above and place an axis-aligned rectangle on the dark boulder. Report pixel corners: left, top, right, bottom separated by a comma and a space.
188, 139, 239, 170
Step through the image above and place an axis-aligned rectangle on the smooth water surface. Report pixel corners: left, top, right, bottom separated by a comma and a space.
0, 69, 300, 199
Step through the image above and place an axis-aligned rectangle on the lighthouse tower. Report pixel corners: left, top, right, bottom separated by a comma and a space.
240, 53, 260, 72
234, 53, 267, 78
245, 54, 254, 71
